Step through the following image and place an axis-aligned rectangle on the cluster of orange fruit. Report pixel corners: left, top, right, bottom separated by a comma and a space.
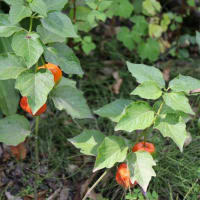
116, 142, 155, 189
20, 63, 62, 116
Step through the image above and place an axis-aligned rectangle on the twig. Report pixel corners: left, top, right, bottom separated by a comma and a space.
82, 170, 108, 200
47, 188, 61, 200
190, 88, 200, 94
34, 116, 40, 200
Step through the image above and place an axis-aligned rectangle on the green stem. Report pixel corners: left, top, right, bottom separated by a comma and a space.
28, 16, 33, 33
41, 56, 46, 66
34, 116, 40, 200
82, 170, 108, 200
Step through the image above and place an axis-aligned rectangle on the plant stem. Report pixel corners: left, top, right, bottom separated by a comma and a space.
28, 16, 33, 33
34, 116, 40, 200
82, 170, 108, 200
72, 0, 76, 23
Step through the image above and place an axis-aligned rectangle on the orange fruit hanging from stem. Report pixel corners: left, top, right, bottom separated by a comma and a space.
132, 141, 155, 154
116, 163, 137, 189
38, 63, 62, 85
20, 96, 47, 116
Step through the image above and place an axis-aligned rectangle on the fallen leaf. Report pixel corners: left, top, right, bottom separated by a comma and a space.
112, 71, 123, 94
10, 142, 27, 161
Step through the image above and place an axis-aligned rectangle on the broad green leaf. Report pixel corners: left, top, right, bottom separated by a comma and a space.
107, 0, 133, 18
41, 11, 77, 38
131, 81, 162, 100
52, 85, 92, 119
0, 80, 19, 116
15, 69, 54, 114
98, 1, 112, 11
0, 14, 23, 37
127, 62, 165, 88
117, 27, 135, 50
44, 43, 83, 75
58, 78, 76, 88
137, 38, 160, 62
163, 92, 194, 115
9, 2, 32, 24
69, 6, 92, 32
36, 25, 66, 44
87, 10, 106, 27
161, 14, 171, 31
130, 15, 148, 36
12, 31, 44, 68
154, 113, 187, 151
169, 74, 200, 95
81, 36, 96, 55
94, 136, 128, 171
0, 54, 26, 80
68, 129, 105, 156
94, 99, 132, 122
0, 37, 13, 53
127, 151, 156, 192
115, 102, 155, 132
153, 101, 191, 123
3, 0, 24, 5
29, 0, 47, 17
143, 0, 161, 16
149, 24, 163, 38
0, 114, 30, 146
43, 0, 68, 11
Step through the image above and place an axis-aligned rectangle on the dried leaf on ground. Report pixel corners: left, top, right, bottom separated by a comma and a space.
112, 71, 123, 94
9, 142, 27, 160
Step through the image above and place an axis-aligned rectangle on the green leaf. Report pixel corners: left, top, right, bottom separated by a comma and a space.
154, 113, 187, 151
94, 136, 128, 171
131, 81, 162, 100
81, 36, 96, 55
117, 27, 135, 50
153, 101, 191, 123
68, 129, 105, 156
87, 10, 106, 27
43, 0, 68, 11
29, 0, 47, 17
0, 80, 19, 116
127, 62, 165, 88
94, 99, 132, 122
149, 24, 163, 38
41, 11, 77, 38
52, 85, 92, 119
11, 31, 44, 68
0, 54, 26, 80
163, 92, 194, 115
36, 25, 66, 44
15, 69, 54, 114
0, 37, 13, 53
115, 102, 155, 132
137, 38, 160, 62
0, 14, 23, 37
127, 151, 156, 192
0, 114, 31, 146
44, 43, 83, 75
130, 15, 148, 36
108, 0, 134, 18
169, 74, 200, 95
143, 0, 161, 16
58, 77, 76, 88
98, 1, 112, 11
9, 2, 32, 24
